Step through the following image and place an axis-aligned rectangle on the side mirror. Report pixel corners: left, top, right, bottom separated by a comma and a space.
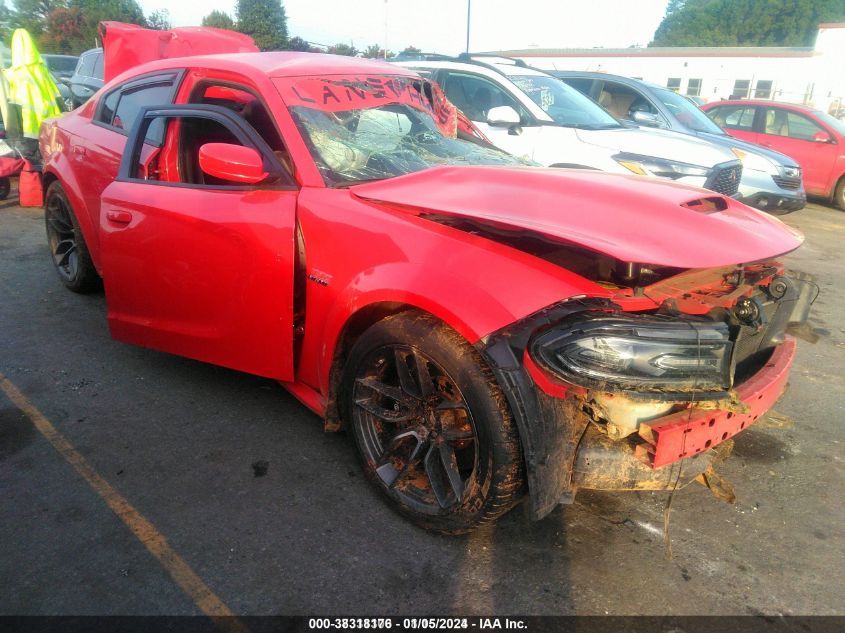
812, 131, 832, 143
486, 105, 521, 127
631, 110, 663, 128
198, 143, 268, 184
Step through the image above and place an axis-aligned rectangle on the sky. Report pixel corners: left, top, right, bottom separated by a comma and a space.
137, 0, 671, 53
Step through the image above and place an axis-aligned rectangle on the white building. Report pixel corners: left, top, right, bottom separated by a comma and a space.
494, 23, 845, 113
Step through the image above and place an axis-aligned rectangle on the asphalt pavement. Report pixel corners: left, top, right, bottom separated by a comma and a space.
1, 193, 843, 616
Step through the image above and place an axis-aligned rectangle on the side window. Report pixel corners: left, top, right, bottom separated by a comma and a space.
77, 53, 94, 78
597, 81, 655, 121
763, 109, 825, 141
131, 114, 257, 187
188, 82, 291, 174
95, 76, 178, 145
92, 53, 104, 80
561, 77, 593, 97
708, 105, 755, 131
440, 72, 528, 123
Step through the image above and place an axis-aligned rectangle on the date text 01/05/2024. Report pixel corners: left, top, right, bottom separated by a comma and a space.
307, 618, 528, 630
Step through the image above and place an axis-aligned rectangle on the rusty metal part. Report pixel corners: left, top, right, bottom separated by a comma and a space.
637, 338, 796, 468
695, 465, 737, 503
612, 262, 783, 314
587, 392, 676, 439
572, 424, 712, 491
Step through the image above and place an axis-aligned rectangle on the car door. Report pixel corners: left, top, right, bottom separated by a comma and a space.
436, 70, 541, 160
99, 104, 298, 380
76, 72, 182, 253
706, 104, 760, 144
756, 107, 837, 195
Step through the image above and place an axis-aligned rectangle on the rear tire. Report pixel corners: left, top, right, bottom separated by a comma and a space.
0, 177, 9, 200
834, 176, 845, 211
44, 181, 101, 293
343, 311, 524, 534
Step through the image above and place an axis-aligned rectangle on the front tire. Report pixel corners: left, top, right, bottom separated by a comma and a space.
44, 181, 101, 293
343, 311, 524, 534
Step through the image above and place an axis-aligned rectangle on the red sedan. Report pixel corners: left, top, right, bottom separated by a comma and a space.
40, 52, 813, 533
702, 99, 845, 209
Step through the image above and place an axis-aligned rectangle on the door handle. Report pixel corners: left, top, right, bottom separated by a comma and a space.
72, 146, 86, 158
106, 210, 132, 225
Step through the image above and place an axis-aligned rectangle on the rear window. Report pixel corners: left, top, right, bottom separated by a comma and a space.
46, 57, 78, 73
77, 53, 95, 77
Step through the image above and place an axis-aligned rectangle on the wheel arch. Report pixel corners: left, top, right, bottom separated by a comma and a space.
42, 164, 102, 272
321, 287, 507, 432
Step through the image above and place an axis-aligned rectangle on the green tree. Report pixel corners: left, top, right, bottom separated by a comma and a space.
400, 45, 421, 54
286, 35, 313, 51
10, 0, 67, 36
236, 0, 288, 51
201, 9, 235, 30
0, 0, 12, 41
362, 43, 393, 58
327, 42, 357, 56
68, 0, 146, 48
147, 7, 170, 30
651, 0, 845, 47
39, 5, 86, 53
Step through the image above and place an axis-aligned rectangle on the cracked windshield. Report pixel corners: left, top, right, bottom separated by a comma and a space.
279, 76, 526, 186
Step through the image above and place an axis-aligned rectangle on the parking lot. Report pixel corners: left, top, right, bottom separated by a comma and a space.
1, 193, 844, 616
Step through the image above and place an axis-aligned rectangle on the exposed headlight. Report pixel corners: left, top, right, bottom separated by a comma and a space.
613, 153, 710, 180
530, 315, 733, 395
731, 147, 777, 174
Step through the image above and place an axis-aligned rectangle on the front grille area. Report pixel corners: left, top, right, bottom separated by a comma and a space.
732, 292, 788, 383
772, 175, 801, 190
705, 161, 742, 197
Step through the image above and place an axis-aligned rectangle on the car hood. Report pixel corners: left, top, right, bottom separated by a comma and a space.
695, 131, 800, 168
575, 126, 735, 167
351, 166, 802, 269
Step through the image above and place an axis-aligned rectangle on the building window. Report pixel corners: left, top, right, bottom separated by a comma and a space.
667, 78, 681, 92
732, 79, 751, 99
686, 78, 702, 97
754, 80, 773, 99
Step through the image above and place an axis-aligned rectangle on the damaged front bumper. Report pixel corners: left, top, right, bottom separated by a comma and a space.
477, 272, 812, 521
572, 337, 795, 491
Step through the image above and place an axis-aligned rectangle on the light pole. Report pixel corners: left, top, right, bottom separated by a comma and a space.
465, 0, 471, 54
384, 0, 389, 59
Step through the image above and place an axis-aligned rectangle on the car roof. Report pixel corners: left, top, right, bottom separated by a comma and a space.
113, 52, 418, 83
395, 56, 550, 78
555, 70, 670, 92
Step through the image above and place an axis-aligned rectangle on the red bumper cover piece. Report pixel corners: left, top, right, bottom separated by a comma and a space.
637, 337, 796, 469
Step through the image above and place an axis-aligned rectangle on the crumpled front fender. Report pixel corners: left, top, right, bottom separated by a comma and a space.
475, 298, 614, 520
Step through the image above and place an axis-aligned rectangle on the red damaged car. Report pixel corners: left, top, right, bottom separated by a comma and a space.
40, 51, 814, 533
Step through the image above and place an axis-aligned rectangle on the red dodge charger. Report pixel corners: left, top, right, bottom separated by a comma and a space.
40, 52, 814, 533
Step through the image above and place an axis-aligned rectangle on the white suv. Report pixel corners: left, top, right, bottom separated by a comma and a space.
394, 55, 743, 196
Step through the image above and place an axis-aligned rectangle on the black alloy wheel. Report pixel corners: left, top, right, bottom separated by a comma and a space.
345, 311, 524, 534
44, 181, 100, 293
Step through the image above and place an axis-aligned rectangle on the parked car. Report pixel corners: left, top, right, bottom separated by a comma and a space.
555, 71, 805, 214
40, 52, 813, 533
702, 99, 845, 209
43, 54, 79, 111
394, 55, 743, 197
68, 48, 103, 109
